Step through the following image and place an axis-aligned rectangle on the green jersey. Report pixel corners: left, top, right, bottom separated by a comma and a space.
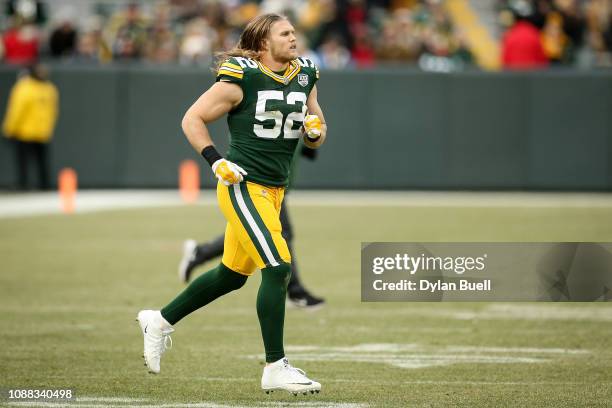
216, 56, 319, 187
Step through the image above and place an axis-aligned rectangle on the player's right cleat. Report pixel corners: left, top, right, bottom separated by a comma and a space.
178, 239, 198, 283
261, 358, 321, 394
136, 310, 174, 374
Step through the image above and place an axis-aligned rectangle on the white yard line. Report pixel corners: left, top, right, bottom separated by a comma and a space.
7, 400, 368, 408
2, 303, 612, 322
247, 342, 589, 369
290, 191, 612, 208
452, 304, 612, 322
285, 343, 589, 354
1, 190, 611, 219
328, 305, 612, 322
74, 398, 146, 403
23, 377, 612, 386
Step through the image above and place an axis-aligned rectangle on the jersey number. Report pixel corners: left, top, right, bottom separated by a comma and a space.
254, 91, 307, 139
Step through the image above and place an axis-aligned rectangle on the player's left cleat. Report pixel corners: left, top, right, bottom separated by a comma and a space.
178, 239, 197, 283
261, 358, 321, 395
136, 310, 174, 374
287, 290, 325, 310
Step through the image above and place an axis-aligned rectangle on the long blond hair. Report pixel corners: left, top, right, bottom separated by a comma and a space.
214, 13, 287, 72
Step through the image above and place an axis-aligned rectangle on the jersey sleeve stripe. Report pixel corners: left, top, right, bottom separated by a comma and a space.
218, 70, 243, 79
219, 66, 243, 75
221, 62, 243, 71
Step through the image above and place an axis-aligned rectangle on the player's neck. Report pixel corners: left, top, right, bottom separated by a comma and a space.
259, 54, 290, 72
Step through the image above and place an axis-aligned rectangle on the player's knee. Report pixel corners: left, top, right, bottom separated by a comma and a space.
262, 262, 292, 288
218, 263, 248, 290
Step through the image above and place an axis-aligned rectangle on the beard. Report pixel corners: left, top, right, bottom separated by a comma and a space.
270, 44, 296, 63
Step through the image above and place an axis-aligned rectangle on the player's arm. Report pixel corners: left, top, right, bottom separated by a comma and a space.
182, 81, 242, 153
181, 81, 247, 185
303, 85, 327, 149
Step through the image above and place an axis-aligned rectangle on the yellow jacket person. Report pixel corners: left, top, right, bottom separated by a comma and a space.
2, 67, 59, 143
2, 64, 59, 190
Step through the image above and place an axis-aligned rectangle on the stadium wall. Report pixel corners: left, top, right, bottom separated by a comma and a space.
0, 66, 610, 190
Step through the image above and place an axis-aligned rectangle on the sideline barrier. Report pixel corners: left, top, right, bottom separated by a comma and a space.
0, 66, 610, 190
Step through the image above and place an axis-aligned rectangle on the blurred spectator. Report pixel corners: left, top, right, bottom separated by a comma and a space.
452, 32, 475, 65
259, 0, 298, 15
76, 16, 112, 63
541, 11, 568, 63
49, 10, 77, 58
6, 0, 46, 25
2, 17, 40, 65
499, 0, 610, 67
179, 17, 216, 66
501, 0, 548, 69
584, 0, 612, 66
604, 15, 612, 57
318, 34, 351, 69
309, 0, 352, 50
296, 0, 328, 36
351, 24, 375, 67
296, 31, 321, 66
144, 3, 178, 64
2, 63, 59, 190
346, 0, 369, 53
376, 9, 421, 62
555, 0, 585, 51
106, 2, 149, 61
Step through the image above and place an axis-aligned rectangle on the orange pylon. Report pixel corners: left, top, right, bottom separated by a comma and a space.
179, 160, 200, 204
58, 168, 77, 214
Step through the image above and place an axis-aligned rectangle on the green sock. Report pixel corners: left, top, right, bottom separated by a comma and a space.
257, 263, 291, 362
161, 263, 247, 325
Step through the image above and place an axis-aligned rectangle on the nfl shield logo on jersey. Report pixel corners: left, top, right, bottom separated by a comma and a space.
298, 74, 309, 87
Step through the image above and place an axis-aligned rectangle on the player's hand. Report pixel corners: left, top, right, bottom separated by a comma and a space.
303, 114, 322, 142
211, 159, 247, 186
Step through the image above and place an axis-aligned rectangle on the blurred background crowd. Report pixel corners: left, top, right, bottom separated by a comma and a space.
498, 0, 612, 68
0, 0, 610, 71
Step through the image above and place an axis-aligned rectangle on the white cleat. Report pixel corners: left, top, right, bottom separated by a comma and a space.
178, 239, 197, 283
262, 358, 321, 395
136, 310, 174, 374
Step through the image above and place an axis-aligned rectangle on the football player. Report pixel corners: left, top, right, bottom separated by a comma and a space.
137, 13, 326, 395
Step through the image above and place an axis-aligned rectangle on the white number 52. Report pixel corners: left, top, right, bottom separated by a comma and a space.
253, 91, 306, 139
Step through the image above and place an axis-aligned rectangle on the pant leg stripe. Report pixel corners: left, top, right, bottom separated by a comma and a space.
232, 184, 280, 267
239, 183, 283, 262
228, 185, 268, 264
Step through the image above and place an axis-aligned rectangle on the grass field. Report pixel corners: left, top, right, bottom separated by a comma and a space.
1, 195, 612, 407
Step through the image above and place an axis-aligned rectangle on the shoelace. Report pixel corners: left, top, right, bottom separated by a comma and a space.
151, 331, 173, 359
283, 361, 307, 380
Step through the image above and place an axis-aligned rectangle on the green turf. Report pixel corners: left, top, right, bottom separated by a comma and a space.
1, 203, 611, 407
